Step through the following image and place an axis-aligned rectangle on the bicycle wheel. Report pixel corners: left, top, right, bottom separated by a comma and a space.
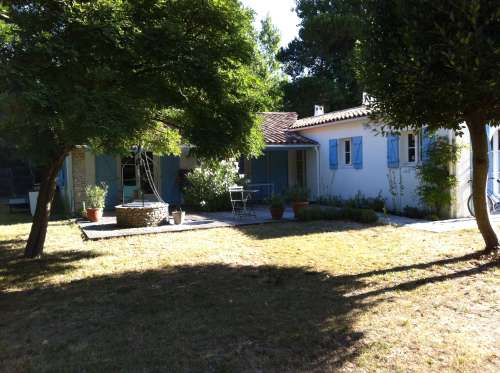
467, 195, 494, 217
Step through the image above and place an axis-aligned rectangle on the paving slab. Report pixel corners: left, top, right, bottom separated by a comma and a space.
380, 213, 500, 232
78, 204, 494, 240
78, 207, 295, 240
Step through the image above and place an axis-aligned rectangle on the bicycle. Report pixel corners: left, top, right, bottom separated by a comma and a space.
467, 178, 500, 216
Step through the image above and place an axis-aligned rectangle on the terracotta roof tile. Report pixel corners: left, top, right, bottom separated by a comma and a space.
260, 112, 317, 145
291, 106, 371, 130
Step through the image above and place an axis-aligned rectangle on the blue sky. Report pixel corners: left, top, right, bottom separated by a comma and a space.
241, 0, 300, 47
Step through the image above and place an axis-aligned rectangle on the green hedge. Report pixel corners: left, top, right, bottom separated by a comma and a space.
297, 206, 379, 224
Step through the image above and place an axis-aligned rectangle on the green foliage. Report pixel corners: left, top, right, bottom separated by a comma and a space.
268, 195, 285, 209
286, 186, 309, 202
278, 0, 363, 117
0, 0, 268, 165
255, 15, 286, 111
417, 137, 459, 217
318, 191, 386, 212
297, 206, 379, 224
85, 183, 108, 209
402, 206, 428, 220
357, 0, 500, 132
183, 160, 240, 212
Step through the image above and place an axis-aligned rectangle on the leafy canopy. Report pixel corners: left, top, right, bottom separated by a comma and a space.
278, 0, 363, 117
255, 15, 286, 112
0, 0, 268, 162
357, 0, 500, 131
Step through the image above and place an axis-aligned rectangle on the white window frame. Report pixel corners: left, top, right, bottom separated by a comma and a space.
341, 138, 352, 167
400, 131, 419, 165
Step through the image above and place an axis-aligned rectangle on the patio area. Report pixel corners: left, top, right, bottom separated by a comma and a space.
78, 207, 296, 240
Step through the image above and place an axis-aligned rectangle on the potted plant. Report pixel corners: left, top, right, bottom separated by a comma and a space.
287, 186, 309, 218
172, 208, 185, 225
84, 183, 108, 222
268, 195, 285, 220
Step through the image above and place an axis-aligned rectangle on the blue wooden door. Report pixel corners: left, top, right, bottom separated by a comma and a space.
95, 155, 118, 209
161, 156, 181, 204
268, 151, 288, 195
250, 151, 288, 198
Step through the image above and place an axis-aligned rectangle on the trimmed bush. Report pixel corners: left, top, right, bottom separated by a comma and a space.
318, 191, 386, 212
402, 206, 428, 219
297, 206, 378, 224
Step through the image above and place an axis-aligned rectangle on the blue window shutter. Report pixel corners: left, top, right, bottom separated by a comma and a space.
329, 139, 338, 169
387, 135, 400, 168
352, 136, 363, 169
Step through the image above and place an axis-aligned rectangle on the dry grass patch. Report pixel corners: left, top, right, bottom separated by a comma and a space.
0, 209, 499, 372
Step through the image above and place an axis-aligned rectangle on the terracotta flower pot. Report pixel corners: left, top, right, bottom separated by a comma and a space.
86, 208, 103, 222
292, 201, 309, 217
269, 207, 284, 220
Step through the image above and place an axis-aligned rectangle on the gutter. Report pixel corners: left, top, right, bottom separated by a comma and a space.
264, 144, 318, 149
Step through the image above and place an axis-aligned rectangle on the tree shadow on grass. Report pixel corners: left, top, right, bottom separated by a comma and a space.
0, 241, 102, 289
2, 254, 496, 372
1, 264, 367, 372
238, 220, 376, 240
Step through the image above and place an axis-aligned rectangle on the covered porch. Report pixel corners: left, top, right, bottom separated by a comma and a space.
241, 145, 319, 200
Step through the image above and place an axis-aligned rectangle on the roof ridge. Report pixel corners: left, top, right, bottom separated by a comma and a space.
291, 105, 371, 130
259, 111, 298, 115
297, 105, 367, 122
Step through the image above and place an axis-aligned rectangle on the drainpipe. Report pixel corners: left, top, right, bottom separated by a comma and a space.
314, 145, 320, 199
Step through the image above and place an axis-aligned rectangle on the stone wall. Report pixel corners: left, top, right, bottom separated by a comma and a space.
72, 147, 87, 213
116, 203, 169, 228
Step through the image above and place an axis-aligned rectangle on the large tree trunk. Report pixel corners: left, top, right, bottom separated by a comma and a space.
24, 151, 68, 258
466, 118, 499, 254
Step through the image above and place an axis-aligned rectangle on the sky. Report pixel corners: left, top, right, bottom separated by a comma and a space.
241, 0, 300, 47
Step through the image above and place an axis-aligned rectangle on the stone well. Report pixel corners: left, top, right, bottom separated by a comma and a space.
115, 202, 169, 228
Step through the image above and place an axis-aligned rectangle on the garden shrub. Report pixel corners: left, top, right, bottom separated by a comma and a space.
267, 195, 285, 209
318, 191, 385, 212
402, 205, 428, 219
286, 185, 310, 202
417, 137, 459, 218
297, 206, 378, 224
183, 159, 241, 211
85, 183, 108, 209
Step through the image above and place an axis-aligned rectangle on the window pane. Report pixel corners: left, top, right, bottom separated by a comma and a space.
408, 148, 416, 162
408, 134, 415, 147
122, 156, 136, 186
344, 139, 351, 165
140, 152, 155, 194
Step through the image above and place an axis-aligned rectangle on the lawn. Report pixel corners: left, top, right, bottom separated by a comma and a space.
1, 208, 499, 372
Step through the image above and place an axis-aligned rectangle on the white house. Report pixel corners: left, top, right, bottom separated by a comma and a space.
55, 96, 497, 218
285, 103, 486, 218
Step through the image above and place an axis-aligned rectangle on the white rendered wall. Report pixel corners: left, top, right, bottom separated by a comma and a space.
298, 119, 422, 211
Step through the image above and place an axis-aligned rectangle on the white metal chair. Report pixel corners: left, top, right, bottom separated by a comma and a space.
229, 186, 255, 218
